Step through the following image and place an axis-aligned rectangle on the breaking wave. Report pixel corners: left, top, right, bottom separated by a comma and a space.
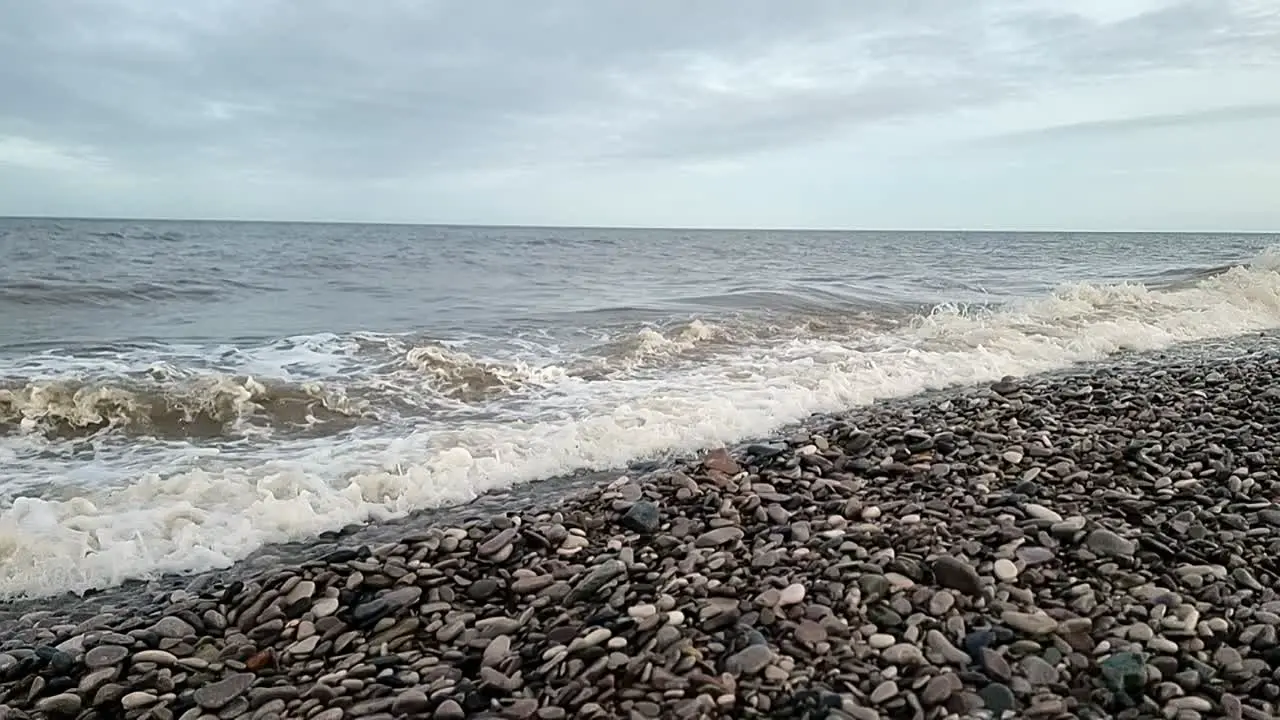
3, 247, 1280, 598
0, 375, 368, 440
394, 343, 570, 404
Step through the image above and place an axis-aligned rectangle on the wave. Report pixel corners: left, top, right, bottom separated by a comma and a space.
3, 250, 1280, 597
0, 374, 369, 440
0, 280, 226, 308
394, 343, 570, 404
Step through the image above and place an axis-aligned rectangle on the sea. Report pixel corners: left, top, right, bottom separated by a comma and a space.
2, 218, 1279, 600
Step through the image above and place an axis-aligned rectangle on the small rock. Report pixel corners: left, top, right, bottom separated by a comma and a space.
566, 559, 627, 603
133, 649, 178, 666
778, 583, 806, 606
1100, 652, 1148, 704
704, 448, 741, 475
1020, 655, 1059, 685
795, 620, 828, 644
980, 647, 1012, 681
868, 633, 896, 650
287, 636, 320, 656
85, 645, 129, 668
467, 577, 501, 600
921, 672, 960, 705
870, 680, 899, 704
35, 693, 82, 716
1002, 611, 1058, 636
725, 645, 774, 675
511, 574, 554, 594
121, 692, 158, 710
620, 500, 661, 533
311, 597, 340, 618
352, 586, 422, 626
150, 616, 195, 638
932, 555, 983, 596
882, 643, 925, 665
284, 580, 317, 606
393, 689, 431, 715
435, 699, 466, 720
1086, 528, 1136, 557
1024, 504, 1063, 522
477, 527, 519, 556
193, 672, 255, 710
979, 682, 1016, 718
694, 527, 744, 548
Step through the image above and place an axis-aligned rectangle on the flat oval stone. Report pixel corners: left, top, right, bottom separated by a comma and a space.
694, 527, 744, 548
85, 645, 129, 669
194, 672, 255, 710
132, 650, 178, 666
932, 556, 983, 596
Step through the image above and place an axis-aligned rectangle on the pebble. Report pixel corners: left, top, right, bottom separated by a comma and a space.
882, 643, 925, 665
1002, 610, 1059, 636
921, 673, 958, 705
620, 500, 661, 533
1024, 504, 1063, 522
121, 691, 158, 710
312, 597, 340, 617
435, 699, 466, 720
694, 527, 743, 547
150, 616, 195, 638
84, 644, 129, 668
778, 583, 805, 606
868, 633, 896, 649
932, 555, 983, 596
1087, 528, 1136, 557
392, 688, 431, 714
193, 672, 255, 710
870, 679, 898, 703
725, 645, 774, 675
980, 682, 1017, 717
35, 694, 81, 716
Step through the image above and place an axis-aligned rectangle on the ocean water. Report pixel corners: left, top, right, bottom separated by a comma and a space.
1, 218, 1278, 599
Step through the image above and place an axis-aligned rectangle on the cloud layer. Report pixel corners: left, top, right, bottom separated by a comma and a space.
2, 0, 1279, 228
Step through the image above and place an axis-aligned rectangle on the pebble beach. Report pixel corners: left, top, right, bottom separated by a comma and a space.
3, 336, 1280, 720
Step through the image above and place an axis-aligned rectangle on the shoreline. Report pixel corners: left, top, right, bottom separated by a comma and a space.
2, 335, 1279, 718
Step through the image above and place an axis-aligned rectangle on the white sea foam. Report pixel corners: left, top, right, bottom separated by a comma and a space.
3, 256, 1280, 598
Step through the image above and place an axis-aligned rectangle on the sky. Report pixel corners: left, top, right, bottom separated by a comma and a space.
1, 1, 1279, 230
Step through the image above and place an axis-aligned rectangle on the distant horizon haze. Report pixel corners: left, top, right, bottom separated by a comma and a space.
2, 215, 1278, 235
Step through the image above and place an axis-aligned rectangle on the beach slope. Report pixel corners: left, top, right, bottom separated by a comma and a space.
2, 337, 1279, 719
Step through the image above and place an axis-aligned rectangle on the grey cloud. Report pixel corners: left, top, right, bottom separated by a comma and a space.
1, 0, 1279, 190
978, 103, 1280, 144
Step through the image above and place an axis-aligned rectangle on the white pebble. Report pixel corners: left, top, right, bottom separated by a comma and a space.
311, 597, 340, 618
885, 573, 915, 590
778, 583, 806, 606
993, 559, 1019, 581
1025, 504, 1063, 522
121, 692, 157, 710
627, 604, 657, 620
868, 633, 896, 649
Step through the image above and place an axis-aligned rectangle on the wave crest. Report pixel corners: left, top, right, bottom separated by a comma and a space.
0, 375, 368, 440
400, 344, 569, 402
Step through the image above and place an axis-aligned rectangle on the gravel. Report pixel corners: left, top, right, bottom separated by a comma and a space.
1, 337, 1280, 719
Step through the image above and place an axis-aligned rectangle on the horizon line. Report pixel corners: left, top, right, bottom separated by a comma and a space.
1, 214, 1277, 235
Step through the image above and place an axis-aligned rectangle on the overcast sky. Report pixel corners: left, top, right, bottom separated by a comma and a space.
2, 1, 1279, 230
